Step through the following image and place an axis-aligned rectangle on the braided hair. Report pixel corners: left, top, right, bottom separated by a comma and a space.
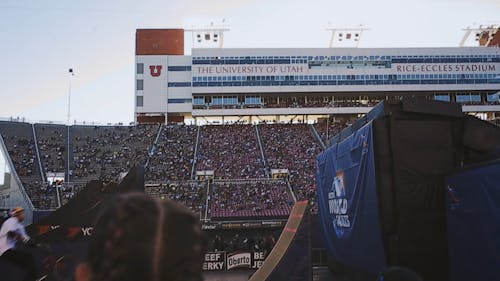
87, 192, 203, 281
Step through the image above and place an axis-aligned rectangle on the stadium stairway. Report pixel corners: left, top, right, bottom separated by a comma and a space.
308, 124, 326, 150
254, 124, 271, 178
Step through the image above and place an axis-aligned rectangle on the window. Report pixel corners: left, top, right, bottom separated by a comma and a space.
435, 95, 450, 102
136, 79, 143, 90
137, 63, 144, 74
168, 99, 192, 104
224, 96, 238, 104
212, 97, 223, 105
167, 66, 191, 71
167, 82, 191, 87
193, 97, 205, 105
487, 92, 499, 102
456, 94, 481, 103
136, 96, 143, 107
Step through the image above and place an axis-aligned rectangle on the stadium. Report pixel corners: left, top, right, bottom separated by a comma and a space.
0, 25, 499, 281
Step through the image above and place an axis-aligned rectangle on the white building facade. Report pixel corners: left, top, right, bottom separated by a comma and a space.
135, 30, 500, 124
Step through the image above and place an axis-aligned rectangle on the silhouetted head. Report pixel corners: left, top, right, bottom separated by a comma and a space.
76, 193, 203, 281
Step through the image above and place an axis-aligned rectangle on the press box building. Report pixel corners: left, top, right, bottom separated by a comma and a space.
134, 28, 500, 124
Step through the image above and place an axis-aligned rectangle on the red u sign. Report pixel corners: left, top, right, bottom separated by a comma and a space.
149, 65, 162, 77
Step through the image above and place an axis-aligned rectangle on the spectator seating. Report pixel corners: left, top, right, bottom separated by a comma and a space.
145, 180, 206, 218
209, 179, 293, 220
146, 124, 197, 183
258, 124, 321, 212
0, 121, 56, 209
196, 125, 266, 179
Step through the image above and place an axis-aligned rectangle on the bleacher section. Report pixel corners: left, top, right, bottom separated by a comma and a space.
145, 180, 206, 218
258, 124, 322, 212
0, 121, 55, 209
35, 124, 67, 175
146, 124, 197, 182
209, 179, 293, 220
0, 121, 354, 216
71, 124, 157, 182
196, 125, 267, 179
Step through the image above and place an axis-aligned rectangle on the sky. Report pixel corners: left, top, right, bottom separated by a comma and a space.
0, 0, 498, 124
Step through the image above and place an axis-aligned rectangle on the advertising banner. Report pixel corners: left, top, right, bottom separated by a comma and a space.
316, 122, 386, 274
203, 251, 266, 271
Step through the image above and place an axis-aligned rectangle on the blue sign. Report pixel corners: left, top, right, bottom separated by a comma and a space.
317, 122, 386, 274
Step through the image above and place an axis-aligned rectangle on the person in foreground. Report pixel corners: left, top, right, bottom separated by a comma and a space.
75, 192, 204, 281
0, 207, 37, 281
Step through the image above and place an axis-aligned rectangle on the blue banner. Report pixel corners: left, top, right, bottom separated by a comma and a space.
445, 161, 500, 281
316, 122, 386, 274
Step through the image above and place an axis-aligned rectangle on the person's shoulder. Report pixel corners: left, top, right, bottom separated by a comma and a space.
1, 217, 16, 229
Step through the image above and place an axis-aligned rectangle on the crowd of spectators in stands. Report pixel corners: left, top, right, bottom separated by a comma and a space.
145, 181, 206, 217
72, 124, 157, 182
196, 125, 266, 179
35, 124, 67, 174
210, 180, 293, 220
259, 124, 322, 212
146, 125, 197, 183
314, 119, 351, 143
0, 122, 56, 209
1, 121, 328, 214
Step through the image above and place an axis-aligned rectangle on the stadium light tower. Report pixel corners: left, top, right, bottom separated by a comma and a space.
327, 24, 369, 48
460, 24, 499, 47
185, 20, 230, 49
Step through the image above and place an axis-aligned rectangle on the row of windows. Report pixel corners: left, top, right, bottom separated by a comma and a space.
193, 96, 262, 105
391, 57, 499, 64
193, 57, 500, 65
192, 94, 497, 105
192, 73, 499, 82
193, 58, 291, 65
193, 54, 499, 61
168, 82, 191, 87
167, 66, 191, 71
139, 93, 498, 108
192, 79, 500, 87
192, 55, 500, 65
154, 74, 500, 89
168, 98, 192, 104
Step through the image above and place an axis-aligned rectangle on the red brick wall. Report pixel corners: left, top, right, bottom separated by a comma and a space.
136, 29, 184, 55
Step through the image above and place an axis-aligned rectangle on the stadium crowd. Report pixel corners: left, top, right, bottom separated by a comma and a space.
35, 124, 67, 175
259, 124, 322, 212
146, 125, 197, 182
196, 125, 266, 179
72, 125, 157, 182
145, 181, 206, 216
1, 120, 342, 215
209, 180, 293, 220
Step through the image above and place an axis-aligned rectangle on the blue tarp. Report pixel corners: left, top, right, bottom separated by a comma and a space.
316, 122, 386, 274
445, 161, 500, 281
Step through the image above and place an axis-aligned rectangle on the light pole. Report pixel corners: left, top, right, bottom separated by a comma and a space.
67, 68, 74, 125
67, 68, 74, 183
